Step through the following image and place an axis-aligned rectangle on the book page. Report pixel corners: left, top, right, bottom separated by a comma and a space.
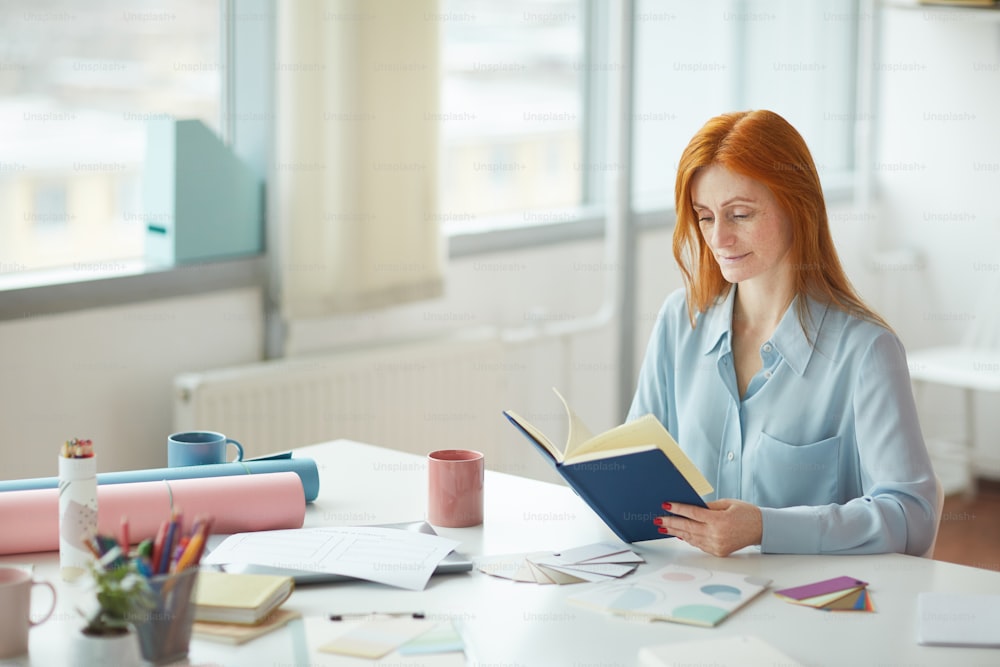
566, 415, 713, 497
552, 388, 595, 459
503, 410, 563, 462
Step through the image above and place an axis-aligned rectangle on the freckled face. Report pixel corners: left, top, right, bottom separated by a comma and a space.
690, 164, 794, 288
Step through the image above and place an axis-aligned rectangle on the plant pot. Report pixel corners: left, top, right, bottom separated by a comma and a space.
71, 627, 141, 667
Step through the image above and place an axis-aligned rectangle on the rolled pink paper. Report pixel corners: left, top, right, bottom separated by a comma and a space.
0, 472, 306, 555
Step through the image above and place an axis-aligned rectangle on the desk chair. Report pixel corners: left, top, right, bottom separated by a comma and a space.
921, 473, 945, 560
908, 276, 1000, 497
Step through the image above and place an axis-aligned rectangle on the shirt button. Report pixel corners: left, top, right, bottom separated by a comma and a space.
762, 343, 773, 353
727, 451, 735, 461
764, 370, 772, 379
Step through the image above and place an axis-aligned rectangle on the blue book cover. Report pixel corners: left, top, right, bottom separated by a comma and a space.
503, 389, 712, 543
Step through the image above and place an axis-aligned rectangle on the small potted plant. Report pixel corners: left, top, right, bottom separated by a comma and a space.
72, 542, 154, 667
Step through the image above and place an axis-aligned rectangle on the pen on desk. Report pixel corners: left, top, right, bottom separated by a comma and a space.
328, 611, 426, 621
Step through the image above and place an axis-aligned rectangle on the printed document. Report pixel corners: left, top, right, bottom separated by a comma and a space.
203, 526, 460, 591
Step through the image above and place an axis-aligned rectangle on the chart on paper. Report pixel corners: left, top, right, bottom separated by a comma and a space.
203, 526, 460, 590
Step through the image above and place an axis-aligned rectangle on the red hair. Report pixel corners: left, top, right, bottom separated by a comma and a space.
672, 110, 888, 332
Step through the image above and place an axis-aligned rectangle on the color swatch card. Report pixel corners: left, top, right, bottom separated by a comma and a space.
478, 542, 644, 584
774, 576, 874, 612
568, 564, 771, 627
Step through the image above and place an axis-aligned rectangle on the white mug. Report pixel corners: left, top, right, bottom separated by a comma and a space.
0, 567, 56, 659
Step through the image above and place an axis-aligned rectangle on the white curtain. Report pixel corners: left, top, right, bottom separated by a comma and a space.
275, 0, 442, 319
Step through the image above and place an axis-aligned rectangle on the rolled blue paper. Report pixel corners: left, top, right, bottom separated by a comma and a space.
0, 457, 320, 502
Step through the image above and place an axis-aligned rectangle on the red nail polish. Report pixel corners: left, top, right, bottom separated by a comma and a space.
653, 518, 663, 526
657, 527, 668, 534
662, 502, 672, 511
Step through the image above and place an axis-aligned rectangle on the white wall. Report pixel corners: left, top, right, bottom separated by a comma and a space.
6, 5, 995, 485
873, 5, 1000, 478
0, 195, 876, 486
0, 288, 264, 480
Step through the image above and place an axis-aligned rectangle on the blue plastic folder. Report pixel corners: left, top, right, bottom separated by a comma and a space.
0, 457, 320, 502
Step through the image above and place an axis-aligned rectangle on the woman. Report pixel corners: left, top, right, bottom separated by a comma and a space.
630, 110, 938, 557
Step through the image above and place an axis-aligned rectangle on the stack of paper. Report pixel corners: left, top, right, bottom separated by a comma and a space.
916, 592, 1000, 647
202, 526, 460, 591
478, 542, 643, 584
774, 576, 874, 612
639, 634, 803, 667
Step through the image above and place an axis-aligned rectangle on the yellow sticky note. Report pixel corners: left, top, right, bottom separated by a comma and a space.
319, 617, 434, 659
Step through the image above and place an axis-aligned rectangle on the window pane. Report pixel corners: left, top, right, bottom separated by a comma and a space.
0, 0, 221, 276
438, 0, 584, 232
631, 0, 859, 208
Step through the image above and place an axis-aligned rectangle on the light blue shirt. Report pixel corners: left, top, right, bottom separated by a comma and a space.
628, 287, 938, 556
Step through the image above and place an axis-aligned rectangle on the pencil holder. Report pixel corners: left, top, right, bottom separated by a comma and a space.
58, 454, 98, 581
132, 567, 199, 665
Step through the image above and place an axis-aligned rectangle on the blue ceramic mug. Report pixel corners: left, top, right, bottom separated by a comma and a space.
167, 431, 244, 467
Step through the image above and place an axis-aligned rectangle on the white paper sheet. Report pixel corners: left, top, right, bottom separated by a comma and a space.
203, 526, 460, 591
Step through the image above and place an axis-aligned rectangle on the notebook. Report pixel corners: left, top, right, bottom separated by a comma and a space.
211, 520, 474, 584
916, 592, 1000, 647
193, 608, 302, 645
194, 570, 294, 625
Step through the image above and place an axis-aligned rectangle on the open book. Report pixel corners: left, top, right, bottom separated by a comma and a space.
503, 388, 713, 543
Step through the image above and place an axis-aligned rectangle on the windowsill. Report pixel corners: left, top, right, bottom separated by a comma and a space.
0, 174, 856, 322
449, 174, 856, 258
0, 255, 266, 322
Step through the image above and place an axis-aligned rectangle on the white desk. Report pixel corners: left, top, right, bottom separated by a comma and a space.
6, 439, 1000, 666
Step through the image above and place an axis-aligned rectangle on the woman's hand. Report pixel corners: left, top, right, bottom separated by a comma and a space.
653, 499, 763, 557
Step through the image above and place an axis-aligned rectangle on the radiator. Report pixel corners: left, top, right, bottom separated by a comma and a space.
173, 337, 509, 462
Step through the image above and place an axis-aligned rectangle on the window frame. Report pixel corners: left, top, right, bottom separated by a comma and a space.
0, 0, 272, 322
0, 0, 861, 323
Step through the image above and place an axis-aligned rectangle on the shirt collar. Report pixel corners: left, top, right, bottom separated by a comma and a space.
698, 287, 829, 376
699, 286, 736, 356
771, 294, 828, 376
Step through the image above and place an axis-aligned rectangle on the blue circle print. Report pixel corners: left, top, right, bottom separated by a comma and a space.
700, 584, 742, 602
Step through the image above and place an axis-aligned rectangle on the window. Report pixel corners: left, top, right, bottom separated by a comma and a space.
632, 0, 860, 209
0, 0, 222, 278
438, 0, 586, 234
441, 0, 862, 237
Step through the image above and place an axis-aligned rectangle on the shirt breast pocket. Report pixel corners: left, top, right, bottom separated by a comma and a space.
753, 432, 841, 508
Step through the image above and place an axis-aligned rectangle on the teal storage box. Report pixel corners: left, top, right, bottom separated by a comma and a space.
143, 119, 263, 265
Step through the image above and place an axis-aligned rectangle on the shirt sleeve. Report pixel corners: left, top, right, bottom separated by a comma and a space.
760, 331, 939, 556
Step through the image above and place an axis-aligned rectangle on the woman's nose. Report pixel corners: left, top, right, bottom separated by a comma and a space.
710, 220, 733, 248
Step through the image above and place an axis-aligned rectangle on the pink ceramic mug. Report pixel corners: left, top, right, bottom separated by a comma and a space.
427, 449, 484, 528
0, 567, 56, 659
